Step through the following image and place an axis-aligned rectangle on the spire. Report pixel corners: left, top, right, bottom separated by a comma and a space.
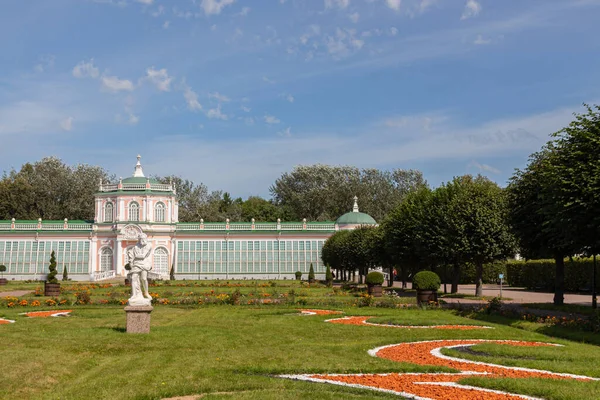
353, 196, 359, 213
133, 154, 145, 177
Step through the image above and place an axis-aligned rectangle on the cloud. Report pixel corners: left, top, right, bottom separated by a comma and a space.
236, 7, 250, 16
183, 85, 202, 111
144, 67, 172, 91
473, 34, 491, 45
324, 0, 349, 9
385, 0, 402, 11
60, 117, 74, 131
72, 59, 100, 79
209, 92, 230, 102
240, 105, 251, 112
469, 160, 501, 174
135, 0, 153, 4
277, 127, 292, 137
101, 75, 135, 92
163, 21, 170, 29
264, 114, 281, 124
262, 76, 276, 84
206, 105, 227, 120
348, 12, 359, 23
461, 0, 481, 20
281, 93, 294, 103
34, 55, 55, 73
325, 28, 364, 59
200, 0, 236, 16
151, 5, 164, 16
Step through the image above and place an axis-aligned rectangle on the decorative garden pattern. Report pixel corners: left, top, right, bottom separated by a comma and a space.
23, 310, 73, 318
283, 340, 599, 400
326, 316, 493, 330
0, 317, 15, 324
299, 309, 344, 316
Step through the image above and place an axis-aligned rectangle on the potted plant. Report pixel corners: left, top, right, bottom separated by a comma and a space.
308, 263, 316, 284
44, 251, 61, 296
124, 263, 132, 286
366, 271, 384, 297
413, 270, 441, 305
0, 265, 7, 285
325, 265, 333, 287
295, 271, 302, 281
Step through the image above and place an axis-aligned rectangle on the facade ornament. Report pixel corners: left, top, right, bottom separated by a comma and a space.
121, 224, 144, 240
133, 154, 145, 177
353, 196, 359, 213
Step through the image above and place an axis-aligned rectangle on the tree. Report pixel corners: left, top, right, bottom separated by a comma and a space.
170, 264, 176, 281
308, 263, 315, 282
240, 196, 282, 222
47, 251, 58, 284
507, 146, 576, 305
325, 265, 333, 287
62, 265, 68, 281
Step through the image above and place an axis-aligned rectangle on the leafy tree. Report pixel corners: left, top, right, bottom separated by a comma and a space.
325, 265, 333, 287
240, 196, 282, 222
321, 230, 352, 280
47, 251, 58, 284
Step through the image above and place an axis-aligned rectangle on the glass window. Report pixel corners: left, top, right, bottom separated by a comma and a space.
100, 247, 113, 272
154, 247, 169, 276
104, 202, 114, 222
154, 202, 166, 222
128, 201, 140, 221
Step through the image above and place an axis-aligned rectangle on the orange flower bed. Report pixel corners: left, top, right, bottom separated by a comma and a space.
298, 340, 598, 400
25, 310, 73, 318
327, 316, 492, 330
0, 318, 15, 324
299, 309, 343, 316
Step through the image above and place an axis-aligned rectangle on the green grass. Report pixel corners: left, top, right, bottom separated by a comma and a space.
1, 281, 600, 399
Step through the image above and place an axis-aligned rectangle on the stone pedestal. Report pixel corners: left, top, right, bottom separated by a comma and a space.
124, 305, 153, 334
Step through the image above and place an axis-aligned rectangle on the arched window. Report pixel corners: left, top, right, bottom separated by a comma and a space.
100, 247, 113, 272
104, 202, 114, 222
154, 202, 166, 222
128, 201, 139, 222
154, 247, 169, 276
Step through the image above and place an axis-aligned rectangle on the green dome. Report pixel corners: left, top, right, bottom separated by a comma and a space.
122, 176, 160, 184
336, 211, 376, 225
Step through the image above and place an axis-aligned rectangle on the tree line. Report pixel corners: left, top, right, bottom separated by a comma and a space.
322, 104, 600, 307
0, 160, 425, 224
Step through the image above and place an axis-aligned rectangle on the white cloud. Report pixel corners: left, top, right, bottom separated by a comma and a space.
209, 92, 230, 102
461, 0, 481, 20
469, 160, 501, 174
263, 76, 276, 84
34, 55, 55, 73
128, 112, 140, 125
101, 75, 135, 92
237, 7, 250, 16
72, 59, 100, 79
145, 67, 172, 91
60, 117, 74, 131
325, 0, 349, 9
385, 0, 402, 11
348, 12, 359, 23
200, 0, 236, 16
286, 94, 294, 103
474, 34, 491, 45
277, 127, 292, 137
151, 5, 163, 16
163, 20, 171, 29
183, 85, 202, 111
325, 28, 364, 59
389, 27, 398, 36
264, 114, 281, 124
240, 105, 251, 112
206, 105, 227, 120
136, 0, 153, 4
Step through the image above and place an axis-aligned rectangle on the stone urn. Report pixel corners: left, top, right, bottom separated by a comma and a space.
366, 271, 385, 298
367, 284, 383, 297
416, 290, 438, 305
0, 265, 6, 285
0, 278, 7, 286
413, 271, 441, 306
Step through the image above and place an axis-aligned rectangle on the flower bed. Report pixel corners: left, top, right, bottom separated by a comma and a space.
299, 309, 343, 316
284, 340, 598, 400
326, 316, 492, 330
0, 317, 15, 324
24, 310, 72, 318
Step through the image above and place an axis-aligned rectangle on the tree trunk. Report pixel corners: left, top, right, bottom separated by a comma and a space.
553, 254, 565, 306
475, 261, 483, 297
451, 263, 460, 294
388, 266, 394, 287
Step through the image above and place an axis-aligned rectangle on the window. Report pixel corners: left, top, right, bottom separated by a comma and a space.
128, 201, 140, 221
104, 202, 114, 222
154, 202, 166, 222
154, 247, 169, 276
100, 247, 113, 272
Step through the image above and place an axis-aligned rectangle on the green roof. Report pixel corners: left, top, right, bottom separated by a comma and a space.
336, 211, 376, 225
122, 176, 160, 184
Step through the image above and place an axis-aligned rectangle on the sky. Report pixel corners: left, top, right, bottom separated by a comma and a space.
1, 0, 600, 198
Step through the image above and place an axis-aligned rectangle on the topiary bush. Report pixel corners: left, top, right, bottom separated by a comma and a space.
47, 251, 58, 284
413, 270, 441, 291
325, 265, 333, 287
295, 271, 302, 280
308, 264, 315, 282
62, 265, 68, 281
0, 264, 6, 278
170, 264, 176, 281
366, 271, 384, 285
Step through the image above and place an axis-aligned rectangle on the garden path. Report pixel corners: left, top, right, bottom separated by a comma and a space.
0, 290, 32, 297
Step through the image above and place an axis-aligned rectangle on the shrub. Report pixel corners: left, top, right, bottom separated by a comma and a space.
413, 270, 441, 291
75, 291, 92, 305
506, 258, 600, 291
62, 265, 68, 281
295, 271, 302, 280
47, 251, 58, 284
308, 264, 315, 282
325, 265, 333, 287
366, 271, 384, 285
0, 264, 6, 278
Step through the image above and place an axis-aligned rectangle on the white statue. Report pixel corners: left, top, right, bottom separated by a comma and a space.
127, 233, 153, 307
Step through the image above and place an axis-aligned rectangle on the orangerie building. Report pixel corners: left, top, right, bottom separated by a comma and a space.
0, 157, 376, 282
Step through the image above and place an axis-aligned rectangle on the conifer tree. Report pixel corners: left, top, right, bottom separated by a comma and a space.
47, 251, 58, 284
308, 263, 315, 282
62, 265, 68, 281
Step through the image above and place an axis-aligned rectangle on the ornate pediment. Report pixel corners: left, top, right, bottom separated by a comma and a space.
120, 224, 143, 240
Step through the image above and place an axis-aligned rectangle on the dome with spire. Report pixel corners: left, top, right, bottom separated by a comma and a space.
122, 155, 160, 184
97, 155, 174, 194
335, 196, 376, 227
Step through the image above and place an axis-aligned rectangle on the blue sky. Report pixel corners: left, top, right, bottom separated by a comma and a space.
1, 0, 599, 198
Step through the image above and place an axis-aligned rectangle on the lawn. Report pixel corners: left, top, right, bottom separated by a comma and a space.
1, 281, 600, 400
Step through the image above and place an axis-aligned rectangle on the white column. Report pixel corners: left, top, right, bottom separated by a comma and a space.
173, 202, 179, 223
147, 198, 153, 222
167, 199, 172, 223
95, 199, 101, 222
89, 238, 97, 279
119, 199, 125, 221
115, 239, 122, 276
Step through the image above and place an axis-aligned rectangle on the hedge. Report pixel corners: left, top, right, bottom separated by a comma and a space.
506, 258, 600, 292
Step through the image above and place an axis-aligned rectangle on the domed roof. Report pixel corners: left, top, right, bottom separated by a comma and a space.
122, 176, 160, 184
336, 196, 376, 225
